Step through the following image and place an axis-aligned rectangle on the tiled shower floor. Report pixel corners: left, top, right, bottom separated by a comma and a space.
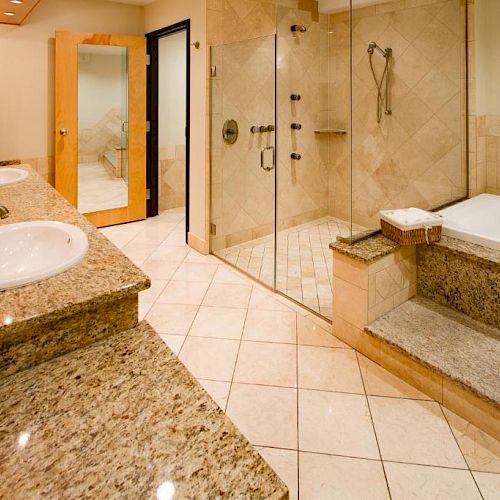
214, 216, 364, 319
101, 209, 500, 499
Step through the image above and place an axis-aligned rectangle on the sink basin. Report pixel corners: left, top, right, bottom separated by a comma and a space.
0, 168, 29, 187
0, 221, 89, 290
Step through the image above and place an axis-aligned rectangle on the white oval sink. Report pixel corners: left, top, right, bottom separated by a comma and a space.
0, 168, 29, 187
0, 221, 89, 290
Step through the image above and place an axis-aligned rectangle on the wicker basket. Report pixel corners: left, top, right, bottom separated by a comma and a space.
380, 208, 443, 246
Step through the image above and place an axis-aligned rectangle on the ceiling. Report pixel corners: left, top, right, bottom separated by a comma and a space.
0, 0, 41, 25
104, 0, 154, 4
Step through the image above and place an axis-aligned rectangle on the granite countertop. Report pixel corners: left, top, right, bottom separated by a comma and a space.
0, 165, 149, 338
330, 233, 400, 263
0, 321, 288, 499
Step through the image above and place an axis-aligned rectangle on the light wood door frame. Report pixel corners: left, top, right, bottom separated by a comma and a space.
55, 31, 146, 227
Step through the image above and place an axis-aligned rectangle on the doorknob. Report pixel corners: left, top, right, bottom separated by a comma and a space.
59, 128, 68, 136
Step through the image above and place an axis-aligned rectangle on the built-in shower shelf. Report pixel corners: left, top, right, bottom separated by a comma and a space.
314, 128, 347, 135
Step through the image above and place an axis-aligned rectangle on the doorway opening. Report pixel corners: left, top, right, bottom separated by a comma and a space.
146, 20, 190, 242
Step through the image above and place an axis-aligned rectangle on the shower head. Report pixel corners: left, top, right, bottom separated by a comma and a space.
368, 41, 392, 58
291, 25, 307, 33
367, 42, 377, 54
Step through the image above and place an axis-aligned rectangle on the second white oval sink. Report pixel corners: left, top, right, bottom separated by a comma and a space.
0, 168, 29, 187
0, 221, 89, 290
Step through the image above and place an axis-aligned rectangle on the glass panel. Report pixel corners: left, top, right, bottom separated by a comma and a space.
210, 35, 276, 288
274, 0, 352, 320
350, 0, 468, 232
77, 44, 129, 214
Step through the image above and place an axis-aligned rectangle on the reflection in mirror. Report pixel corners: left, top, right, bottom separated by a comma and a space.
77, 44, 129, 214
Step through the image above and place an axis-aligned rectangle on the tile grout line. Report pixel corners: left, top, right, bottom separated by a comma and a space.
439, 404, 485, 499
354, 351, 393, 500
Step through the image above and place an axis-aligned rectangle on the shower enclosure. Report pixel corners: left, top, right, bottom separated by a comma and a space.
209, 0, 468, 320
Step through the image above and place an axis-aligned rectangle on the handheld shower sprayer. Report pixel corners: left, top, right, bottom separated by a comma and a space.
367, 41, 393, 122
291, 25, 307, 33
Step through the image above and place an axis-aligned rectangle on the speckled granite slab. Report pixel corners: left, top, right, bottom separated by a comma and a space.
418, 236, 500, 328
0, 321, 288, 499
0, 166, 150, 360
366, 296, 500, 407
330, 234, 400, 263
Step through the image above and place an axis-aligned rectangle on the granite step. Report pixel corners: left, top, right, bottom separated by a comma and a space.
365, 296, 500, 410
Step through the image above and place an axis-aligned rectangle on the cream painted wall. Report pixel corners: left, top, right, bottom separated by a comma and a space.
476, 0, 500, 115
145, 0, 208, 245
158, 31, 186, 148
0, 0, 144, 161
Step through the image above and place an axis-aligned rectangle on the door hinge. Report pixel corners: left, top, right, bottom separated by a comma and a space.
146, 188, 151, 200
210, 65, 217, 77
146, 54, 151, 66
210, 223, 217, 236
146, 121, 151, 133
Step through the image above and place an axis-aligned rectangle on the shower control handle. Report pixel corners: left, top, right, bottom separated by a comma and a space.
290, 94, 301, 101
291, 153, 302, 160
291, 123, 302, 130
261, 146, 275, 172
250, 126, 260, 134
266, 124, 275, 132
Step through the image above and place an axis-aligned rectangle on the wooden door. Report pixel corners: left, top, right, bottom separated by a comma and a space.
55, 31, 146, 227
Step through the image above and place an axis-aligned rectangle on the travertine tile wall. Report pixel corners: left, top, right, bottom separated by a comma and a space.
329, 0, 468, 229
159, 145, 186, 210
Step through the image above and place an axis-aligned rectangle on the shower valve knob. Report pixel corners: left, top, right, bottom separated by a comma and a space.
291, 153, 302, 160
291, 123, 302, 130
259, 126, 268, 133
290, 94, 301, 101
267, 125, 275, 132
250, 126, 260, 133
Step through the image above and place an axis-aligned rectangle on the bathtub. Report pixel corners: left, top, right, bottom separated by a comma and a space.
438, 194, 500, 250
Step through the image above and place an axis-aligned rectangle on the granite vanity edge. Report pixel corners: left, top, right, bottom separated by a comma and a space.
0, 164, 150, 332
329, 234, 400, 263
364, 323, 500, 409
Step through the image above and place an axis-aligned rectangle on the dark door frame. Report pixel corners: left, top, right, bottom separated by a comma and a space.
146, 19, 191, 240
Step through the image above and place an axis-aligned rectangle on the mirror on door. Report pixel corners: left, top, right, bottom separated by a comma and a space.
77, 44, 129, 214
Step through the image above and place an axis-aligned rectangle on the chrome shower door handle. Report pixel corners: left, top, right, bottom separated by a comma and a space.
260, 146, 275, 171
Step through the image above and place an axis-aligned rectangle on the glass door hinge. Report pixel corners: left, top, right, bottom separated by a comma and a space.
210, 223, 217, 236
210, 66, 217, 77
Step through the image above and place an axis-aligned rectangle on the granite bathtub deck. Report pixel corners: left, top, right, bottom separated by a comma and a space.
0, 321, 288, 499
366, 296, 500, 408
0, 165, 149, 341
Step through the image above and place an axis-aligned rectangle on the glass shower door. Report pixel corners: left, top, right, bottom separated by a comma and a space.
210, 35, 277, 288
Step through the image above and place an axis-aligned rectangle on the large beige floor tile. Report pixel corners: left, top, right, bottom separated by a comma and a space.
369, 397, 467, 468
472, 471, 500, 500
189, 306, 247, 340
184, 249, 220, 264
172, 262, 219, 282
139, 259, 179, 280
298, 389, 380, 459
202, 283, 252, 308
385, 462, 482, 500
358, 354, 432, 400
145, 303, 198, 335
248, 288, 292, 312
179, 337, 239, 381
297, 315, 348, 348
197, 379, 231, 410
258, 447, 298, 500
157, 280, 210, 305
226, 383, 297, 449
234, 341, 297, 387
299, 452, 390, 500
138, 279, 168, 303
212, 265, 249, 284
243, 309, 297, 344
158, 334, 185, 355
121, 241, 158, 261
138, 302, 152, 321
443, 408, 500, 473
298, 346, 364, 393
